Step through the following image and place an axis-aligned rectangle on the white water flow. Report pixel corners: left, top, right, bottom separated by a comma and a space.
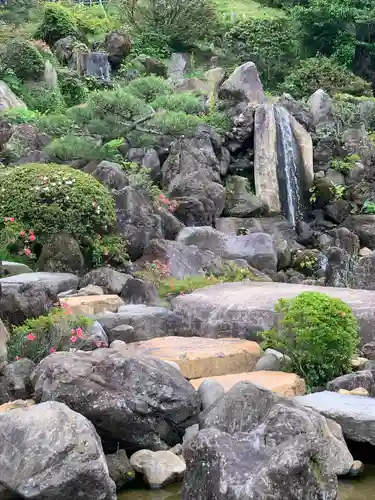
86, 52, 111, 81
274, 105, 302, 228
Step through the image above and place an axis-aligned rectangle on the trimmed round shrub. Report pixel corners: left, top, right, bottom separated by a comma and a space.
1, 39, 46, 80
151, 92, 204, 114
35, 4, 79, 47
126, 75, 172, 103
0, 163, 116, 245
280, 56, 372, 99
262, 291, 359, 389
150, 110, 203, 136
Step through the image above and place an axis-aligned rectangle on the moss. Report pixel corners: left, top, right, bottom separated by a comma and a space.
0, 163, 116, 245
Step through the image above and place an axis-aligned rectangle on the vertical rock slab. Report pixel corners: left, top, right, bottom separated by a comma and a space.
290, 114, 314, 188
254, 103, 281, 214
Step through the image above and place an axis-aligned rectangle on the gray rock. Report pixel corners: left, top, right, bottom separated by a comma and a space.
2, 358, 35, 399
327, 228, 360, 255
127, 148, 161, 182
341, 215, 375, 249
277, 93, 313, 130
130, 450, 186, 489
182, 428, 338, 500
32, 349, 201, 452
224, 176, 264, 217
0, 272, 78, 294
87, 321, 109, 348
254, 353, 281, 371
3, 124, 50, 163
97, 304, 179, 343
0, 261, 32, 277
183, 424, 199, 444
326, 371, 374, 396
0, 319, 9, 373
361, 341, 375, 360
91, 161, 128, 190
177, 227, 278, 272
106, 450, 135, 490
38, 234, 84, 274
349, 253, 375, 290
120, 277, 159, 305
310, 89, 335, 129
198, 379, 225, 410
115, 186, 163, 260
0, 282, 58, 327
219, 61, 265, 104
77, 284, 105, 296
349, 460, 364, 477
104, 30, 131, 69
0, 81, 26, 110
199, 382, 353, 477
0, 401, 116, 499
168, 53, 188, 82
170, 281, 375, 343
161, 131, 225, 225
296, 391, 375, 445
80, 268, 131, 295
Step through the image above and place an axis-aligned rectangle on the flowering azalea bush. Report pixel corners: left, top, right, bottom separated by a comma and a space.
0, 217, 38, 264
7, 302, 94, 363
158, 193, 178, 212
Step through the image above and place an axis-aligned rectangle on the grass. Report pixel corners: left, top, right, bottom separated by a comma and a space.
213, 0, 285, 19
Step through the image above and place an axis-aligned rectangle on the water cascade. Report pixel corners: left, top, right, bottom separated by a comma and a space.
85, 52, 111, 81
274, 105, 304, 228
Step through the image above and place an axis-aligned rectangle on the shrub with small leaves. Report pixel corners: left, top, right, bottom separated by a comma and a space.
0, 163, 116, 247
151, 92, 204, 114
20, 83, 66, 114
36, 113, 76, 137
126, 76, 173, 103
1, 39, 46, 81
0, 108, 40, 125
262, 292, 359, 389
34, 3, 79, 46
8, 304, 94, 363
0, 217, 38, 264
45, 135, 101, 161
150, 110, 203, 136
57, 69, 88, 107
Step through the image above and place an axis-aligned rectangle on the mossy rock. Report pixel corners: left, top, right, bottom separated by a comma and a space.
38, 233, 84, 274
292, 249, 321, 277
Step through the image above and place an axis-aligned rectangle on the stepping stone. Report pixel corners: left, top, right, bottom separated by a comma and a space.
190, 370, 306, 397
0, 261, 32, 277
296, 391, 375, 445
124, 336, 261, 379
0, 272, 78, 294
171, 281, 375, 343
62, 295, 124, 316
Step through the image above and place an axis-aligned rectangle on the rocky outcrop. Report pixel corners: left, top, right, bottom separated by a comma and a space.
105, 450, 135, 489
104, 30, 132, 69
219, 62, 265, 104
0, 401, 116, 499
79, 268, 131, 295
32, 349, 201, 452
0, 272, 78, 294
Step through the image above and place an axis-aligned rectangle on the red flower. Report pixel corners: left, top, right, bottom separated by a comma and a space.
49, 347, 56, 354
19, 231, 26, 237
29, 233, 36, 242
71, 335, 77, 343
24, 248, 32, 257
76, 327, 83, 338
15, 356, 21, 361
26, 333, 36, 341
96, 341, 106, 348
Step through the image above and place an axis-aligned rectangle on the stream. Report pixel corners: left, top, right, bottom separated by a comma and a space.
118, 466, 375, 500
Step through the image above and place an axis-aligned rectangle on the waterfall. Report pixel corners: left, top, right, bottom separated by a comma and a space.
274, 105, 303, 228
85, 52, 111, 81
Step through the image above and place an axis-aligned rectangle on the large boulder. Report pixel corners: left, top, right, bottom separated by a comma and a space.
161, 130, 225, 226
2, 124, 50, 163
219, 61, 265, 105
177, 227, 278, 272
89, 160, 128, 190
104, 30, 132, 69
130, 450, 185, 489
198, 382, 353, 477
136, 238, 225, 279
224, 175, 264, 217
127, 147, 161, 182
0, 81, 26, 110
32, 349, 201, 451
0, 272, 78, 294
115, 186, 163, 260
1, 358, 35, 400
296, 391, 375, 445
0, 401, 116, 499
80, 267, 131, 295
326, 370, 375, 396
309, 89, 335, 130
38, 233, 84, 274
349, 252, 375, 289
341, 215, 375, 249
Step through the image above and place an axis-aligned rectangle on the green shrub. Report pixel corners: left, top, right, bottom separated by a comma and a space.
0, 217, 38, 267
0, 108, 40, 125
36, 113, 76, 136
8, 305, 94, 363
150, 110, 203, 136
1, 39, 46, 80
262, 291, 359, 389
20, 83, 66, 113
35, 3, 79, 46
45, 135, 100, 161
331, 154, 361, 174
224, 18, 300, 89
151, 92, 203, 114
126, 76, 173, 103
57, 69, 88, 107
202, 110, 231, 133
0, 0, 39, 24
0, 163, 116, 246
280, 56, 372, 99
119, 0, 218, 50
131, 31, 172, 60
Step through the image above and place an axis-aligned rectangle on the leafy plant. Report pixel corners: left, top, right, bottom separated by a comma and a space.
151, 92, 204, 114
34, 3, 80, 46
362, 199, 375, 214
127, 76, 173, 103
8, 304, 94, 363
57, 69, 88, 107
45, 135, 101, 161
262, 291, 359, 389
1, 39, 46, 80
0, 108, 40, 125
0, 217, 38, 265
20, 84, 66, 114
36, 113, 76, 136
331, 154, 361, 174
89, 233, 129, 268
330, 182, 346, 200
149, 110, 203, 136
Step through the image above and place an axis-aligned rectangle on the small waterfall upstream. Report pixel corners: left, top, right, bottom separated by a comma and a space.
274, 105, 303, 228
85, 52, 111, 81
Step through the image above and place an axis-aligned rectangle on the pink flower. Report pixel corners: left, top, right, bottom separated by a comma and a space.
71, 335, 77, 343
26, 333, 36, 341
76, 327, 83, 338
96, 341, 106, 348
19, 231, 26, 237
49, 347, 56, 354
24, 248, 32, 257
9, 217, 14, 222
15, 356, 21, 361
71, 328, 76, 334
29, 233, 36, 242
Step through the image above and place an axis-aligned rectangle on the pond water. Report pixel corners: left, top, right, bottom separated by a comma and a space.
118, 467, 375, 500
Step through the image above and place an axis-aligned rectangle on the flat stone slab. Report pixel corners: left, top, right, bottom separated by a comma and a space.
62, 295, 124, 316
0, 261, 32, 276
296, 391, 375, 444
171, 281, 375, 343
124, 336, 261, 379
190, 371, 306, 397
0, 272, 78, 294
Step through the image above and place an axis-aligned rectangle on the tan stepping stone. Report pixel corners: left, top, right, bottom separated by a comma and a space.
124, 336, 261, 379
190, 371, 306, 397
62, 295, 124, 315
0, 399, 35, 413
